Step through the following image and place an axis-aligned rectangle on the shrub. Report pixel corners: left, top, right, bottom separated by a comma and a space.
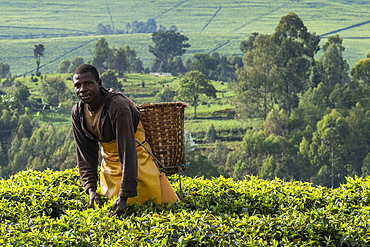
0, 169, 369, 246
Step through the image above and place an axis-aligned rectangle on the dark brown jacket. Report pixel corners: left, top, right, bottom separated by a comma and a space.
71, 87, 140, 197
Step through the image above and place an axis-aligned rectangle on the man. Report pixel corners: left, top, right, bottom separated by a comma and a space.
71, 64, 178, 216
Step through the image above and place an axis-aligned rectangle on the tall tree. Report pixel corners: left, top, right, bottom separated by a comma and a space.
318, 35, 349, 90
272, 12, 321, 111
149, 30, 190, 73
0, 62, 11, 79
33, 44, 45, 75
112, 47, 127, 77
235, 34, 280, 119
177, 70, 216, 118
235, 12, 320, 118
122, 45, 141, 73
306, 109, 353, 187
92, 38, 112, 72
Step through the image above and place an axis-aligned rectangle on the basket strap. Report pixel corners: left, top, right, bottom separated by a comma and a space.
135, 138, 163, 170
135, 138, 183, 200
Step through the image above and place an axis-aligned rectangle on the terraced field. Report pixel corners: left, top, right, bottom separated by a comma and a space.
0, 0, 370, 75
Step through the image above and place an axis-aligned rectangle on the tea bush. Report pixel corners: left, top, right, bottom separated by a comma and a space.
0, 169, 369, 246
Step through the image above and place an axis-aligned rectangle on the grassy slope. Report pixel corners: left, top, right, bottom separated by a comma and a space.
0, 0, 370, 75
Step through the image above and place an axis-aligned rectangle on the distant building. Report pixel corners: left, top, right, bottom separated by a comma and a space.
150, 72, 172, 77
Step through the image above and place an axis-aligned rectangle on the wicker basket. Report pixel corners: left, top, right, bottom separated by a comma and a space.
138, 102, 187, 175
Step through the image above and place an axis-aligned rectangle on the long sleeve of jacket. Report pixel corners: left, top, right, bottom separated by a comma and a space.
108, 96, 139, 197
71, 105, 100, 193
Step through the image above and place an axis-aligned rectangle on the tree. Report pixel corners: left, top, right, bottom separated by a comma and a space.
13, 84, 30, 108
132, 58, 144, 73
208, 53, 242, 82
177, 71, 216, 118
146, 18, 157, 33
263, 109, 289, 137
182, 149, 219, 178
235, 12, 320, 116
235, 34, 280, 119
190, 53, 219, 77
272, 12, 321, 111
240, 32, 259, 53
33, 44, 45, 75
208, 140, 229, 174
0, 143, 7, 169
170, 56, 187, 76
92, 38, 112, 72
112, 47, 127, 77
40, 77, 68, 107
149, 30, 190, 73
101, 69, 121, 91
18, 113, 33, 138
68, 57, 84, 73
205, 123, 217, 142
318, 35, 349, 90
0, 62, 11, 79
155, 87, 175, 102
351, 58, 370, 87
57, 60, 71, 74
259, 156, 276, 180
307, 109, 353, 187
121, 45, 141, 73
345, 103, 370, 172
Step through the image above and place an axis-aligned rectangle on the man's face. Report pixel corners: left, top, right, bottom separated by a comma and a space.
73, 72, 102, 104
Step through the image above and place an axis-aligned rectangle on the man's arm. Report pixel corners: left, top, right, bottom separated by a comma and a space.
71, 105, 100, 196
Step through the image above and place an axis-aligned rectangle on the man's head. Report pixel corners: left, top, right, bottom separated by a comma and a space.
73, 64, 104, 109
73, 64, 100, 82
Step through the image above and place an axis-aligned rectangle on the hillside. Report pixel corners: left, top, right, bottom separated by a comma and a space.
1, 0, 370, 75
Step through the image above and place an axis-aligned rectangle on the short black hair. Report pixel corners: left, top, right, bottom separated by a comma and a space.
73, 64, 100, 81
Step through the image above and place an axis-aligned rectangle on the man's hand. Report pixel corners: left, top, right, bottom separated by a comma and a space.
111, 196, 127, 216
88, 189, 103, 209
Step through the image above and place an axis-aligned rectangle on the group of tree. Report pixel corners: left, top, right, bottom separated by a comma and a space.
208, 12, 370, 188
149, 30, 242, 82
57, 57, 85, 74
58, 40, 143, 81
89, 37, 144, 76
0, 109, 75, 178
55, 31, 241, 86
5, 29, 242, 86
96, 19, 179, 35
1, 74, 72, 113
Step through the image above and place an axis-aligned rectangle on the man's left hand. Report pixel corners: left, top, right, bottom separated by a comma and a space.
111, 196, 127, 216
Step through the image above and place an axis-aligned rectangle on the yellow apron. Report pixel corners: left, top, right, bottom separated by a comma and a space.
100, 121, 179, 205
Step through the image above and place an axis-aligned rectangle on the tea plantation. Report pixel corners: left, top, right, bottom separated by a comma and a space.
1, 169, 369, 246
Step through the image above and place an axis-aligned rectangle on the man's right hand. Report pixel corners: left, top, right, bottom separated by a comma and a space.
88, 189, 103, 209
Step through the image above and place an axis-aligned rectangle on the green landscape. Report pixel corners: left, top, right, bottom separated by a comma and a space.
1, 0, 370, 245
1, 0, 370, 75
